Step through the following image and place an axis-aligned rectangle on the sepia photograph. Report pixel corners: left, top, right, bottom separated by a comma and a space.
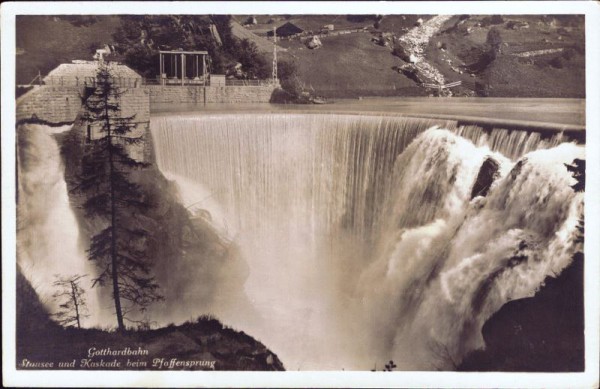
2, 1, 599, 388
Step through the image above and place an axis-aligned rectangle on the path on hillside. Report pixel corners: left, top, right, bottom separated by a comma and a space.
398, 15, 452, 88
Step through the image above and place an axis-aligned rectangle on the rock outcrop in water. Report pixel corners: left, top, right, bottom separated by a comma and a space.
459, 157, 585, 372
458, 252, 584, 371
470, 156, 500, 199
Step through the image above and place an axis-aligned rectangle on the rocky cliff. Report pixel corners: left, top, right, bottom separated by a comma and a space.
458, 252, 584, 371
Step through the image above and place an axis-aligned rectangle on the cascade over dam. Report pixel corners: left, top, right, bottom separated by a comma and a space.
149, 113, 584, 370
16, 112, 584, 371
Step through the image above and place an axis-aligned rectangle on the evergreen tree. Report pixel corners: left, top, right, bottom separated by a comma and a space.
52, 274, 89, 329
237, 39, 269, 79
79, 66, 162, 331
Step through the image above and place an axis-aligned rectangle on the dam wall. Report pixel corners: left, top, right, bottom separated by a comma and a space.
147, 85, 277, 106
16, 86, 150, 125
16, 86, 83, 123
16, 84, 275, 124
16, 85, 151, 161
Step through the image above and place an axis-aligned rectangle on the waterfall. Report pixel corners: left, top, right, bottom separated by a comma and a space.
149, 113, 583, 370
16, 123, 105, 327
455, 124, 568, 160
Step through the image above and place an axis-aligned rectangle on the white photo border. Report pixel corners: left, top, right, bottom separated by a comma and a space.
2, 2, 598, 388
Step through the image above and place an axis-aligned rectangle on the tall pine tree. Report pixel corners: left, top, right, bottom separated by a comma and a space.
79, 65, 162, 331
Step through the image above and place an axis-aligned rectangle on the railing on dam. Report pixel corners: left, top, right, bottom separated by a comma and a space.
144, 77, 276, 87
44, 76, 143, 88
43, 76, 277, 88
224, 79, 276, 87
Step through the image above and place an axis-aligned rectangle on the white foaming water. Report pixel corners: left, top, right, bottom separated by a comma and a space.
150, 114, 583, 370
16, 124, 105, 327
358, 133, 583, 369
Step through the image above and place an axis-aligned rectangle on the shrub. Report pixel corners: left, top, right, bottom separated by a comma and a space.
271, 60, 309, 103
475, 81, 490, 97
486, 27, 503, 52
236, 39, 269, 79
195, 315, 224, 332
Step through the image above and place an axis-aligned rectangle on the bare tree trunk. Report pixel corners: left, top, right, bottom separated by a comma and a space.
70, 280, 81, 329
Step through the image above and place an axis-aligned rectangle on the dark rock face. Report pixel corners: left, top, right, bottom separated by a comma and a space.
16, 267, 61, 340
470, 156, 500, 199
459, 252, 584, 372
398, 64, 425, 85
392, 42, 412, 62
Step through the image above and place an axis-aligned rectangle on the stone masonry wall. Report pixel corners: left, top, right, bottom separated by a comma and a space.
16, 86, 83, 123
147, 85, 276, 105
18, 84, 275, 124
118, 87, 150, 134
118, 87, 151, 162
17, 84, 150, 162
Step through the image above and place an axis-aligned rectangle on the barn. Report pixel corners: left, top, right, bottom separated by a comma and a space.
268, 22, 304, 37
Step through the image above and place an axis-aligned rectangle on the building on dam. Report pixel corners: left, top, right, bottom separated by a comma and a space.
16, 49, 280, 163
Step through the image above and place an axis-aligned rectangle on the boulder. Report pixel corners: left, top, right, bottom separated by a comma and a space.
399, 63, 426, 84
306, 35, 322, 49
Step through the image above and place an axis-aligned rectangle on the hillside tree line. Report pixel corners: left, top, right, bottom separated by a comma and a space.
112, 15, 269, 80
